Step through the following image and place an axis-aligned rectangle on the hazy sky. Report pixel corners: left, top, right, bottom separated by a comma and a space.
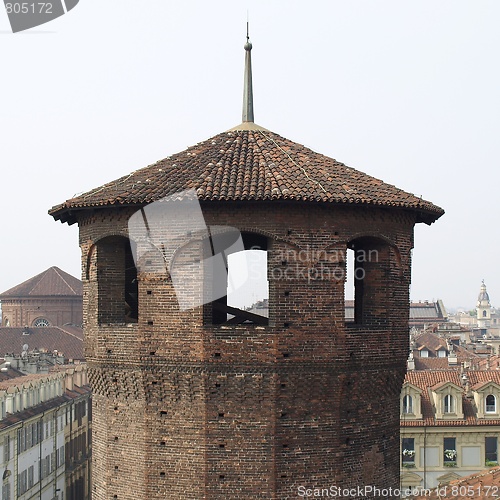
1, 1, 499, 310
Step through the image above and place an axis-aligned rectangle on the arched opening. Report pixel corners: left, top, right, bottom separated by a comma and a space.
483, 310, 487, 318
486, 394, 496, 413
444, 394, 454, 414
205, 232, 269, 325
94, 236, 138, 324
345, 236, 396, 327
402, 394, 413, 414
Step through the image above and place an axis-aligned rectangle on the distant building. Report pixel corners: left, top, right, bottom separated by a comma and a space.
400, 369, 500, 491
0, 365, 91, 500
0, 267, 82, 328
477, 281, 492, 330
0, 326, 84, 369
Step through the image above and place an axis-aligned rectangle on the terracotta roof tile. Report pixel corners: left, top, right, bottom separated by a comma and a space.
410, 466, 500, 499
49, 129, 444, 225
402, 370, 500, 427
0, 267, 82, 297
0, 326, 84, 360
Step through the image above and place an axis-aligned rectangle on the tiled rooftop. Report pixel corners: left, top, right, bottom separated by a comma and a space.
49, 129, 444, 225
0, 326, 84, 360
402, 370, 500, 427
0, 266, 82, 297
410, 466, 500, 499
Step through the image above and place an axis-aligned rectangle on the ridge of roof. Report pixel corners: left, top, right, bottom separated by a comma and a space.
49, 128, 444, 226
0, 266, 82, 298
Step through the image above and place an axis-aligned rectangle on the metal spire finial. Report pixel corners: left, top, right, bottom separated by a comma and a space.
242, 22, 254, 123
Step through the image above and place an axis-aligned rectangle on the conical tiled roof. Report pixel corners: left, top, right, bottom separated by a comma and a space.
0, 267, 82, 298
49, 127, 443, 225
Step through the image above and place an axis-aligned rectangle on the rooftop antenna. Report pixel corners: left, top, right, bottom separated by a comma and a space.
242, 17, 254, 123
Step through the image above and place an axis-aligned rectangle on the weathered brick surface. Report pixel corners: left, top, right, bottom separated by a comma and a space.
78, 201, 415, 499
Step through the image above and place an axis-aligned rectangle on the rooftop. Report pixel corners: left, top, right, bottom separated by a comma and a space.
0, 266, 82, 298
49, 35, 443, 226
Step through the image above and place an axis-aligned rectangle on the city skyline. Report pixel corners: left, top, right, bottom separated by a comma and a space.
2, 1, 499, 309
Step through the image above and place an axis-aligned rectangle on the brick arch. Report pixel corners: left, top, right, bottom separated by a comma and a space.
345, 235, 403, 327
88, 235, 138, 324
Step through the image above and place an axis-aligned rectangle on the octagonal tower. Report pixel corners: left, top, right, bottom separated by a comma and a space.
50, 36, 443, 499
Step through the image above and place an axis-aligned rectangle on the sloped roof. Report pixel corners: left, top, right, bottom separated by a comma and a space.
410, 466, 500, 499
0, 266, 82, 298
49, 128, 444, 225
402, 370, 500, 427
0, 327, 84, 360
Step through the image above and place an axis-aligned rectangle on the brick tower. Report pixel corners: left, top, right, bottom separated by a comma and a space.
50, 35, 443, 499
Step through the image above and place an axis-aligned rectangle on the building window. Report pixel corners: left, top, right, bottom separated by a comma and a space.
32, 318, 50, 327
486, 437, 498, 465
437, 349, 446, 358
486, 394, 496, 413
483, 310, 487, 317
401, 437, 415, 465
3, 318, 9, 327
420, 349, 429, 358
205, 232, 269, 326
3, 436, 10, 462
443, 437, 457, 465
402, 395, 413, 414
444, 394, 454, 414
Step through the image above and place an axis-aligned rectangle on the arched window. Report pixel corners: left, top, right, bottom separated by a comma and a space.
345, 236, 399, 327
205, 232, 269, 326
94, 236, 138, 324
486, 394, 496, 413
33, 318, 50, 327
402, 395, 413, 414
483, 310, 487, 317
444, 394, 454, 413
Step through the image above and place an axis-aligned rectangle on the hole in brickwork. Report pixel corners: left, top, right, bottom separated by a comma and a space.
334, 231, 339, 236
107, 349, 112, 354
152, 381, 158, 385
114, 466, 118, 470
345, 438, 351, 445
283, 353, 290, 358
284, 323, 290, 328
219, 475, 225, 480
284, 291, 290, 296
282, 444, 288, 448
114, 406, 118, 411
150, 351, 156, 356
160, 441, 166, 446
112, 378, 118, 383
207, 232, 269, 326
215, 383, 221, 388
280, 412, 287, 418
160, 472, 166, 477
281, 474, 287, 478
281, 260, 287, 266
214, 352, 221, 358
147, 290, 152, 295
280, 383, 286, 389
148, 321, 154, 326
160, 411, 167, 417
219, 444, 225, 448
287, 229, 292, 235
114, 437, 118, 442
96, 235, 138, 324
218, 412, 224, 418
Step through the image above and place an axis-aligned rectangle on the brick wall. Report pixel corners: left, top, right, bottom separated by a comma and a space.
79, 201, 415, 499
